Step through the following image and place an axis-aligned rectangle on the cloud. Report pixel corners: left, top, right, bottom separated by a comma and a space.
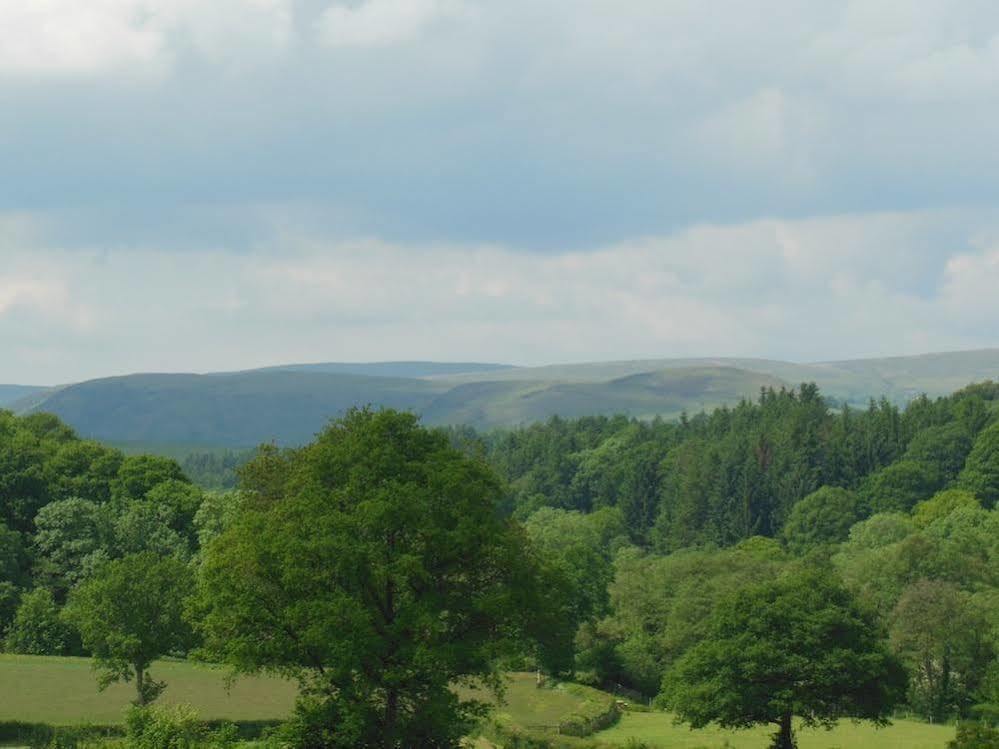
2, 209, 997, 384
316, 0, 464, 48
0, 0, 293, 78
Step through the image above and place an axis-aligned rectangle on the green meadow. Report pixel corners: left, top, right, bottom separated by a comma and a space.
0, 657, 961, 748
0, 655, 296, 726
594, 711, 955, 749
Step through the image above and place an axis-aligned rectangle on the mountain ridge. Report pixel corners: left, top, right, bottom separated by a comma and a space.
8, 349, 999, 447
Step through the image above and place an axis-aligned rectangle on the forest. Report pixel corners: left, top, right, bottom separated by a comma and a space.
2, 381, 999, 748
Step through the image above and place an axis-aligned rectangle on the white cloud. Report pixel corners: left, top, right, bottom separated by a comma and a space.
316, 0, 463, 48
3, 209, 997, 384
0, 0, 293, 77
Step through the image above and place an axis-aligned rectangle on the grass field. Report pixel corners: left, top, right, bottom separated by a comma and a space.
459, 673, 614, 733
0, 658, 956, 749
595, 711, 955, 749
0, 655, 297, 725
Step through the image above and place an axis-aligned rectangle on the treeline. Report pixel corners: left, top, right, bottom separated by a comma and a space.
3, 381, 999, 740
0, 410, 236, 656
462, 381, 999, 726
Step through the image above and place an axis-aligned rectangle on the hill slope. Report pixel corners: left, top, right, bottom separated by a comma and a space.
0, 385, 47, 408
22, 371, 447, 447
15, 349, 999, 447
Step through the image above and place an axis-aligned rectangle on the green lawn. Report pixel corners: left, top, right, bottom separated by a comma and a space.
458, 673, 612, 733
595, 711, 955, 749
0, 655, 297, 725
0, 658, 957, 749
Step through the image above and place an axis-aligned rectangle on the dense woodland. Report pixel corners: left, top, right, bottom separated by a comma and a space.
3, 381, 999, 745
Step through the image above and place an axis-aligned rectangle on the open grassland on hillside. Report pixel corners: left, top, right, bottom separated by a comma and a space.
594, 711, 955, 749
0, 658, 957, 748
0, 655, 296, 725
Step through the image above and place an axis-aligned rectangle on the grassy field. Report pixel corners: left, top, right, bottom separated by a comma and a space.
0, 655, 297, 725
595, 711, 955, 749
459, 672, 615, 734
0, 658, 956, 749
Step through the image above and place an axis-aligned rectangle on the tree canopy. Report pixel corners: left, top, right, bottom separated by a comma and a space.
661, 567, 906, 749
196, 409, 554, 748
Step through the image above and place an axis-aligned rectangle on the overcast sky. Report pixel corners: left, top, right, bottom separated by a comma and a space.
3, 0, 999, 384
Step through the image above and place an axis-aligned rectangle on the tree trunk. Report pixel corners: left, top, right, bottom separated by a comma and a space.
773, 713, 795, 749
135, 665, 146, 706
384, 688, 398, 748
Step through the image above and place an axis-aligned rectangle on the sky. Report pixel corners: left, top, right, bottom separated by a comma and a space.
2, 0, 999, 384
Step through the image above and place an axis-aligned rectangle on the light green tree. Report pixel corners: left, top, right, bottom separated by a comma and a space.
65, 553, 195, 705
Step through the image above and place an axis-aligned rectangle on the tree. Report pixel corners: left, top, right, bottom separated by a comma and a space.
196, 409, 551, 749
523, 507, 625, 628
64, 553, 195, 705
661, 567, 906, 749
960, 422, 999, 507
33, 498, 111, 598
0, 520, 28, 628
3, 588, 79, 655
111, 455, 188, 505
912, 490, 980, 528
781, 486, 861, 554
904, 424, 973, 485
860, 460, 942, 514
890, 580, 993, 722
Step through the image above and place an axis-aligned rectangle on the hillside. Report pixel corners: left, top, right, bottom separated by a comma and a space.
237, 361, 514, 378
0, 385, 46, 408
17, 371, 447, 447
11, 349, 999, 447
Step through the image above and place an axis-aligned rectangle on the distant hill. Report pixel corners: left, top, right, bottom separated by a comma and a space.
19, 371, 447, 447
0, 385, 47, 408
14, 350, 999, 447
239, 361, 514, 379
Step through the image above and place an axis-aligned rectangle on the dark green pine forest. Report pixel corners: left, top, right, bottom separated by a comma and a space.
3, 380, 999, 746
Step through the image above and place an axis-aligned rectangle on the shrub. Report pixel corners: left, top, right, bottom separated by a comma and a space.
124, 705, 237, 749
949, 722, 999, 749
3, 588, 80, 655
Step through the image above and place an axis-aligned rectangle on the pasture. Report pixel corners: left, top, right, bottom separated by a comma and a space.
595, 710, 955, 749
0, 655, 296, 726
0, 658, 958, 749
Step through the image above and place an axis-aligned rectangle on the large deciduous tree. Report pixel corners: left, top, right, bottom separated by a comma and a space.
661, 567, 906, 749
65, 552, 195, 705
196, 409, 554, 749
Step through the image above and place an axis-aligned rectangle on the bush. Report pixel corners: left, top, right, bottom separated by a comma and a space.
125, 705, 237, 749
949, 722, 999, 749
3, 588, 80, 655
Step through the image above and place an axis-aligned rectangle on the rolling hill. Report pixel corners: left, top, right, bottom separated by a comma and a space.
8, 349, 999, 447
0, 384, 46, 408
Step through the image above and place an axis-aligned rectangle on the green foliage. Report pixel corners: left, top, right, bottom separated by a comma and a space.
524, 508, 625, 632
904, 423, 974, 484
125, 704, 237, 749
859, 460, 942, 514
949, 722, 999, 749
661, 567, 906, 749
3, 588, 80, 655
592, 542, 786, 695
889, 580, 994, 722
960, 421, 999, 507
0, 519, 28, 627
196, 409, 556, 748
112, 456, 189, 505
65, 553, 195, 705
33, 498, 111, 597
781, 487, 861, 554
912, 489, 980, 528
191, 491, 246, 551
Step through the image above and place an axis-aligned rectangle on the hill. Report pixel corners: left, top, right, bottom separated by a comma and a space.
0, 385, 46, 408
12, 349, 999, 447
237, 361, 514, 378
17, 371, 447, 447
